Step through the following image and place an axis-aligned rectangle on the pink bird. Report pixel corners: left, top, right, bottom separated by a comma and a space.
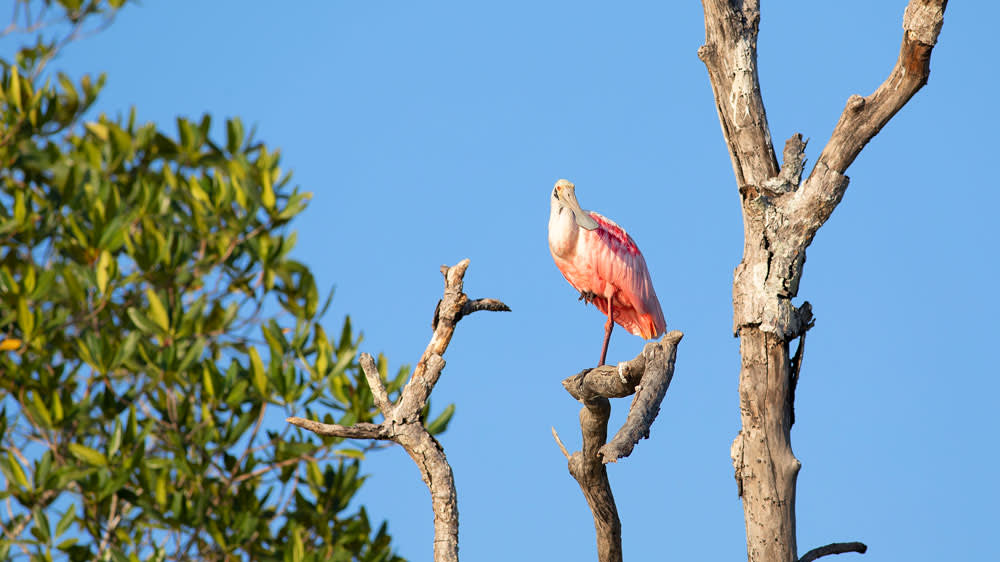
548, 179, 666, 367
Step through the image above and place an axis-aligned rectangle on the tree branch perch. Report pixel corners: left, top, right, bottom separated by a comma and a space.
288, 259, 508, 562
556, 331, 683, 561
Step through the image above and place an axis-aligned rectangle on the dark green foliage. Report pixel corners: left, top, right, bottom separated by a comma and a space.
0, 2, 435, 560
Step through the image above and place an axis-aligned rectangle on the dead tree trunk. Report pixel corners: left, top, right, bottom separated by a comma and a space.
697, 1, 947, 561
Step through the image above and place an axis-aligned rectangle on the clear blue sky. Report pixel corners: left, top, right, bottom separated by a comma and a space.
30, 1, 999, 560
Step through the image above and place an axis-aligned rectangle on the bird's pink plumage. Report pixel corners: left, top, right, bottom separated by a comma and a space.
551, 211, 666, 339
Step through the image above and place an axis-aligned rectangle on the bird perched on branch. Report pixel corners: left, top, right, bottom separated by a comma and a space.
548, 179, 666, 366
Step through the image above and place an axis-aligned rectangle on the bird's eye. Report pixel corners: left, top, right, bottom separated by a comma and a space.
553, 188, 559, 199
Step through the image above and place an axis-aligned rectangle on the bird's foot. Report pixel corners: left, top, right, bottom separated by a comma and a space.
578, 290, 597, 304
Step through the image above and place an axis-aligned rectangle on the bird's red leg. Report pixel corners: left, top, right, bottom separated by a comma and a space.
599, 297, 614, 366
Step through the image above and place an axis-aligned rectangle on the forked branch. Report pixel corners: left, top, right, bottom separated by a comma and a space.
698, 1, 947, 562
795, 0, 949, 241
288, 259, 509, 562
554, 331, 683, 562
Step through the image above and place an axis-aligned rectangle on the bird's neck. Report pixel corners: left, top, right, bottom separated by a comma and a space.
548, 200, 579, 259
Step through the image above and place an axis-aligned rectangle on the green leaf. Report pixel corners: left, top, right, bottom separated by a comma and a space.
51, 392, 64, 423
13, 191, 26, 224
98, 214, 127, 250
85, 121, 108, 141
261, 174, 276, 210
31, 391, 54, 428
176, 338, 204, 373
145, 288, 170, 332
16, 297, 34, 341
226, 118, 243, 153
127, 307, 160, 335
336, 448, 366, 460
110, 330, 140, 368
425, 403, 456, 435
10, 65, 21, 110
155, 472, 167, 508
109, 419, 123, 458
96, 250, 113, 294
249, 347, 267, 395
6, 452, 29, 489
68, 443, 108, 467
292, 527, 304, 562
202, 364, 216, 399
55, 504, 76, 537
31, 507, 50, 544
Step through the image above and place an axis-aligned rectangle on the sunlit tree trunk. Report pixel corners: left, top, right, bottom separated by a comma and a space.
698, 1, 948, 560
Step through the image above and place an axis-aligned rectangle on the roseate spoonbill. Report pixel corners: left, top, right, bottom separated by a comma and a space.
548, 179, 666, 366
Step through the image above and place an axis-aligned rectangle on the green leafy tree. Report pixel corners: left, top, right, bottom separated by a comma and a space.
0, 1, 451, 560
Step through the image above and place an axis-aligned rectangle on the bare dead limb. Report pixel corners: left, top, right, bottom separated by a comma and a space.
556, 331, 682, 561
811, 0, 947, 176
460, 298, 510, 317
601, 331, 682, 462
562, 331, 683, 462
551, 427, 571, 459
285, 419, 387, 440
288, 259, 508, 562
566, 397, 622, 562
699, 1, 947, 561
799, 542, 868, 562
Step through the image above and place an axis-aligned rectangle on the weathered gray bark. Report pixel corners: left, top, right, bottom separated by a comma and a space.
697, 1, 947, 561
554, 332, 683, 562
288, 259, 508, 562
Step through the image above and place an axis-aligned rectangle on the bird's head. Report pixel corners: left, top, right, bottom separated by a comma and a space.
551, 179, 599, 231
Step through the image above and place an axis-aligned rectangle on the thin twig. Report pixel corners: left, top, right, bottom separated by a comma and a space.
285, 418, 386, 440
228, 402, 267, 485
97, 493, 118, 556
551, 427, 570, 460
358, 353, 393, 416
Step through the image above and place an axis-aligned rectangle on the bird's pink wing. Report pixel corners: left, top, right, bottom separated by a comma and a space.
586, 212, 666, 339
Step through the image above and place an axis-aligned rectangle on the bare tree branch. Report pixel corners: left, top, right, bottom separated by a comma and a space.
289, 259, 508, 562
811, 0, 947, 177
799, 542, 868, 562
601, 331, 682, 462
697, 0, 778, 190
556, 331, 682, 561
286, 418, 387, 440
396, 260, 473, 422
358, 353, 393, 416
562, 332, 683, 463
565, 397, 621, 562
793, 0, 949, 249
460, 298, 510, 316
